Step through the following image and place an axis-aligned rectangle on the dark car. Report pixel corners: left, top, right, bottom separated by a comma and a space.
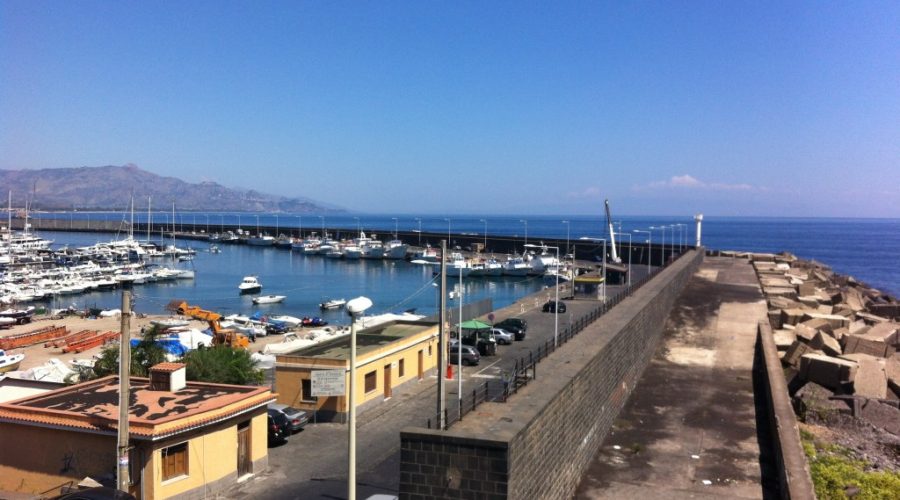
448, 342, 481, 366
542, 300, 566, 313
268, 409, 290, 445
495, 318, 527, 340
268, 402, 309, 433
51, 487, 136, 500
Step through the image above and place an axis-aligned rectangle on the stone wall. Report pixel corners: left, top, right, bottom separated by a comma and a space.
399, 249, 703, 499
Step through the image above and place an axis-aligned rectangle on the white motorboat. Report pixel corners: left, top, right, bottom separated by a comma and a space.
150, 318, 191, 328
252, 294, 286, 305
238, 276, 262, 294
0, 349, 25, 373
269, 315, 303, 328
262, 333, 315, 355
319, 298, 347, 310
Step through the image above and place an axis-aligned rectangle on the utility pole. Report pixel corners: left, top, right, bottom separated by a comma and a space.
437, 240, 447, 429
117, 291, 132, 492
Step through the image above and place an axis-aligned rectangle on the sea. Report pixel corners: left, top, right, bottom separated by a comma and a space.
28, 213, 900, 320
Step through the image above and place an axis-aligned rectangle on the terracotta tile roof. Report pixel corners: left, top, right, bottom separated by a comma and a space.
0, 376, 275, 440
150, 362, 185, 373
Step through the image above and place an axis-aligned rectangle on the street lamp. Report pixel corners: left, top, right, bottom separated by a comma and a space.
414, 217, 422, 245
392, 217, 398, 239
346, 296, 373, 500
519, 219, 528, 247
633, 230, 651, 274
561, 220, 570, 257
674, 223, 685, 253
479, 219, 487, 253
526, 243, 560, 347
649, 226, 666, 267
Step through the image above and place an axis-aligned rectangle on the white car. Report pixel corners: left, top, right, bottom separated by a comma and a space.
490, 327, 513, 345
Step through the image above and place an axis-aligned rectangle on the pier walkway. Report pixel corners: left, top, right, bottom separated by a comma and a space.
575, 256, 776, 498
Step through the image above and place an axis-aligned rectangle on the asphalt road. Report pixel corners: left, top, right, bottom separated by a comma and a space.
223, 263, 655, 499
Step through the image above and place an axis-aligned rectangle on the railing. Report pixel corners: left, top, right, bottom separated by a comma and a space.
426, 248, 689, 430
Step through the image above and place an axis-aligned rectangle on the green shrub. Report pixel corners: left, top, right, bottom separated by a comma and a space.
801, 432, 900, 499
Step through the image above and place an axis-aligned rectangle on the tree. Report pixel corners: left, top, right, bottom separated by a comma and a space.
182, 346, 264, 385
89, 325, 169, 379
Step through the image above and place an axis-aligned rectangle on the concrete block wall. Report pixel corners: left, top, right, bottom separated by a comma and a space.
400, 250, 703, 499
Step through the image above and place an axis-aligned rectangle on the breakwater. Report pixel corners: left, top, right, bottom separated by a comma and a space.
13, 217, 678, 268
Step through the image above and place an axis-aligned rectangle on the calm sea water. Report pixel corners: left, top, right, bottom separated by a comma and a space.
31, 214, 900, 316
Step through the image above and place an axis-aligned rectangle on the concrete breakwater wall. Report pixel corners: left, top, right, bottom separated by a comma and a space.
13, 217, 681, 267
398, 249, 703, 499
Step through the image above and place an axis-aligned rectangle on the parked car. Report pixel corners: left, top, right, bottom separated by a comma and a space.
460, 329, 497, 356
495, 318, 527, 340
268, 408, 291, 445
268, 402, 309, 433
490, 327, 513, 345
542, 300, 566, 313
448, 343, 481, 366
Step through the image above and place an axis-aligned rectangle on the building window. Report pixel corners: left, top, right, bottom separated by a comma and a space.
302, 379, 315, 402
364, 371, 376, 393
161, 442, 188, 481
398, 359, 405, 378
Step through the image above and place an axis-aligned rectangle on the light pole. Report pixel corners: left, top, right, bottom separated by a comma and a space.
297, 216, 302, 239
346, 296, 373, 500
674, 224, 685, 253
526, 243, 560, 347
649, 226, 666, 267
479, 219, 487, 253
353, 217, 360, 236
561, 220, 570, 257
392, 217, 398, 239
634, 230, 651, 274
519, 219, 528, 248
444, 218, 451, 244
614, 232, 633, 286
415, 217, 422, 245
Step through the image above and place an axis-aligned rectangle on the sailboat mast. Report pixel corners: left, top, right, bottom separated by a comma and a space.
147, 196, 151, 242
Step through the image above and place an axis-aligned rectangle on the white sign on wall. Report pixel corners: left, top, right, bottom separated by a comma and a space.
311, 369, 346, 397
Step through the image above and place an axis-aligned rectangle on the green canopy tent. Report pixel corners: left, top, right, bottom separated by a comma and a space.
458, 320, 492, 330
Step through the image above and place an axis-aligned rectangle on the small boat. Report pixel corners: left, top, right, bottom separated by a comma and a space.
269, 315, 303, 328
238, 276, 262, 294
0, 317, 16, 328
252, 294, 286, 305
209, 244, 221, 253
301, 317, 328, 327
319, 298, 347, 310
150, 318, 191, 328
0, 306, 35, 325
0, 349, 25, 373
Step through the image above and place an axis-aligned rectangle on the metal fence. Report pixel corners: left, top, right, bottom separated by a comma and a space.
426, 249, 689, 430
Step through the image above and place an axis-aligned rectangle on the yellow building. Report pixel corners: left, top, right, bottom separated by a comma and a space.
275, 319, 440, 421
0, 363, 273, 499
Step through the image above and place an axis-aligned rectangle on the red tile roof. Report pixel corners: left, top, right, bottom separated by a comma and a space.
0, 376, 274, 440
150, 362, 186, 373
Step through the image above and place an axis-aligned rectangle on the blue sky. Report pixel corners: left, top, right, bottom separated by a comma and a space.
2, 1, 898, 217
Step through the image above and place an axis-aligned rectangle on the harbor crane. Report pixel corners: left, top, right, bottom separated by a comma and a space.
605, 199, 622, 264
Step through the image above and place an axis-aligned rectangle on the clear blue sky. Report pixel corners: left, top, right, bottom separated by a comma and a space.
2, 1, 898, 217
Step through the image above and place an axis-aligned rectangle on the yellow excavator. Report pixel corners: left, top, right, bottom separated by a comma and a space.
174, 301, 250, 349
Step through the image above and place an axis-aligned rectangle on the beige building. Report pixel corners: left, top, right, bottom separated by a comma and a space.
0, 363, 273, 499
275, 319, 440, 421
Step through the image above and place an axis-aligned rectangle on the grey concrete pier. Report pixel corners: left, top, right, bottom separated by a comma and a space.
575, 256, 776, 499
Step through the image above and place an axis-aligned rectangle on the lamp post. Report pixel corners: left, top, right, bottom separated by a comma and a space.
561, 220, 570, 257
346, 296, 373, 500
444, 218, 451, 243
674, 223, 685, 253
297, 216, 302, 239
526, 243, 559, 347
649, 226, 666, 267
415, 217, 422, 245
633, 230, 651, 274
479, 219, 487, 253
392, 217, 398, 239
519, 219, 528, 247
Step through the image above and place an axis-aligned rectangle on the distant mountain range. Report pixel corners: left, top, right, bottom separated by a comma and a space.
0, 165, 343, 213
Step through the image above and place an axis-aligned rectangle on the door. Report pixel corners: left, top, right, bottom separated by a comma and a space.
237, 422, 251, 476
417, 350, 424, 380
384, 364, 392, 399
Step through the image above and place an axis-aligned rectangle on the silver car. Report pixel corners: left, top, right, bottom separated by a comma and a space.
490, 327, 513, 345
